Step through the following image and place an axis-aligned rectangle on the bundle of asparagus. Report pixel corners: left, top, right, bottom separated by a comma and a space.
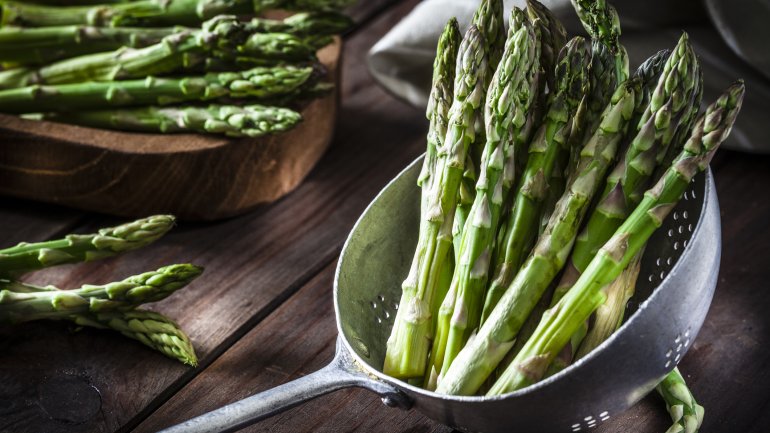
0, 1, 353, 137
0, 215, 203, 366
384, 0, 745, 430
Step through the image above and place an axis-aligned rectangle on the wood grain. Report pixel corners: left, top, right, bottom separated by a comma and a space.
0, 41, 340, 221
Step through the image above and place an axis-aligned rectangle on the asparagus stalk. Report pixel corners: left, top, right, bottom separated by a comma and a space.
584, 41, 628, 136
383, 26, 488, 379
418, 18, 460, 206
561, 40, 626, 189
435, 8, 540, 383
30, 103, 302, 137
568, 64, 701, 359
570, 0, 626, 83
456, 0, 504, 248
413, 19, 460, 388
472, 0, 505, 77
0, 215, 174, 274
0, 25, 179, 66
489, 81, 745, 394
0, 0, 355, 27
480, 37, 590, 324
437, 78, 639, 396
657, 368, 705, 433
576, 252, 641, 359
0, 66, 314, 113
552, 34, 699, 306
0, 11, 351, 66
73, 309, 198, 366
541, 50, 674, 375
453, 160, 476, 264
0, 264, 203, 323
1, 276, 198, 366
0, 16, 317, 90
526, 0, 567, 92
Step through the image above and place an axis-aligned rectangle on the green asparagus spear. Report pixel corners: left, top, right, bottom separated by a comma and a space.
30, 104, 302, 137
0, 0, 355, 27
552, 34, 699, 306
480, 37, 590, 324
413, 19, 461, 388
0, 264, 203, 323
570, 0, 626, 83
73, 309, 198, 366
383, 26, 488, 379
0, 66, 314, 113
472, 0, 505, 76
418, 18, 460, 207
526, 0, 567, 92
489, 81, 745, 394
0, 16, 317, 90
0, 25, 180, 66
0, 11, 349, 66
455, 0, 504, 248
438, 78, 639, 396
2, 277, 198, 365
0, 215, 174, 274
657, 368, 705, 433
435, 8, 540, 383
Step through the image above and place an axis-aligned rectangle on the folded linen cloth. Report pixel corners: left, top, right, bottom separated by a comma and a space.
367, 0, 770, 153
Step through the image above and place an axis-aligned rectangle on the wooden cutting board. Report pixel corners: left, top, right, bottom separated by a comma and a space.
0, 39, 341, 221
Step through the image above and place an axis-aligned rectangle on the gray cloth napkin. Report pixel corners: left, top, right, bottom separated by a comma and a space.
367, 0, 770, 153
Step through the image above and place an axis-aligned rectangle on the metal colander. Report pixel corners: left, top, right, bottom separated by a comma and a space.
163, 155, 719, 433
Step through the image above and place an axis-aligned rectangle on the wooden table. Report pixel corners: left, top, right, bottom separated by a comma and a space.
1, 2, 769, 432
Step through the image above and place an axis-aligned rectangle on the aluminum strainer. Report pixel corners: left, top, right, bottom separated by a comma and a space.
162, 155, 720, 433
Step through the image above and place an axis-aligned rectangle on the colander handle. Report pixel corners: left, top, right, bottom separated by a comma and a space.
159, 337, 410, 433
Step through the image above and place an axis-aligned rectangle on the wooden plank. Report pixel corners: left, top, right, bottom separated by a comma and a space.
135, 262, 451, 433
0, 0, 426, 432
596, 151, 770, 432
0, 197, 83, 246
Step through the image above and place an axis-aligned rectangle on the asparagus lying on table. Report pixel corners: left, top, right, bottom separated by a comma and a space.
1, 267, 200, 366
0, 11, 351, 66
0, 66, 315, 113
433, 8, 540, 386
383, 26, 488, 380
657, 367, 705, 433
489, 81, 745, 394
0, 264, 203, 322
0, 216, 202, 366
29, 103, 302, 137
0, 15, 316, 90
438, 78, 639, 396
0, 215, 175, 275
0, 0, 355, 27
480, 36, 590, 324
74, 309, 199, 366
